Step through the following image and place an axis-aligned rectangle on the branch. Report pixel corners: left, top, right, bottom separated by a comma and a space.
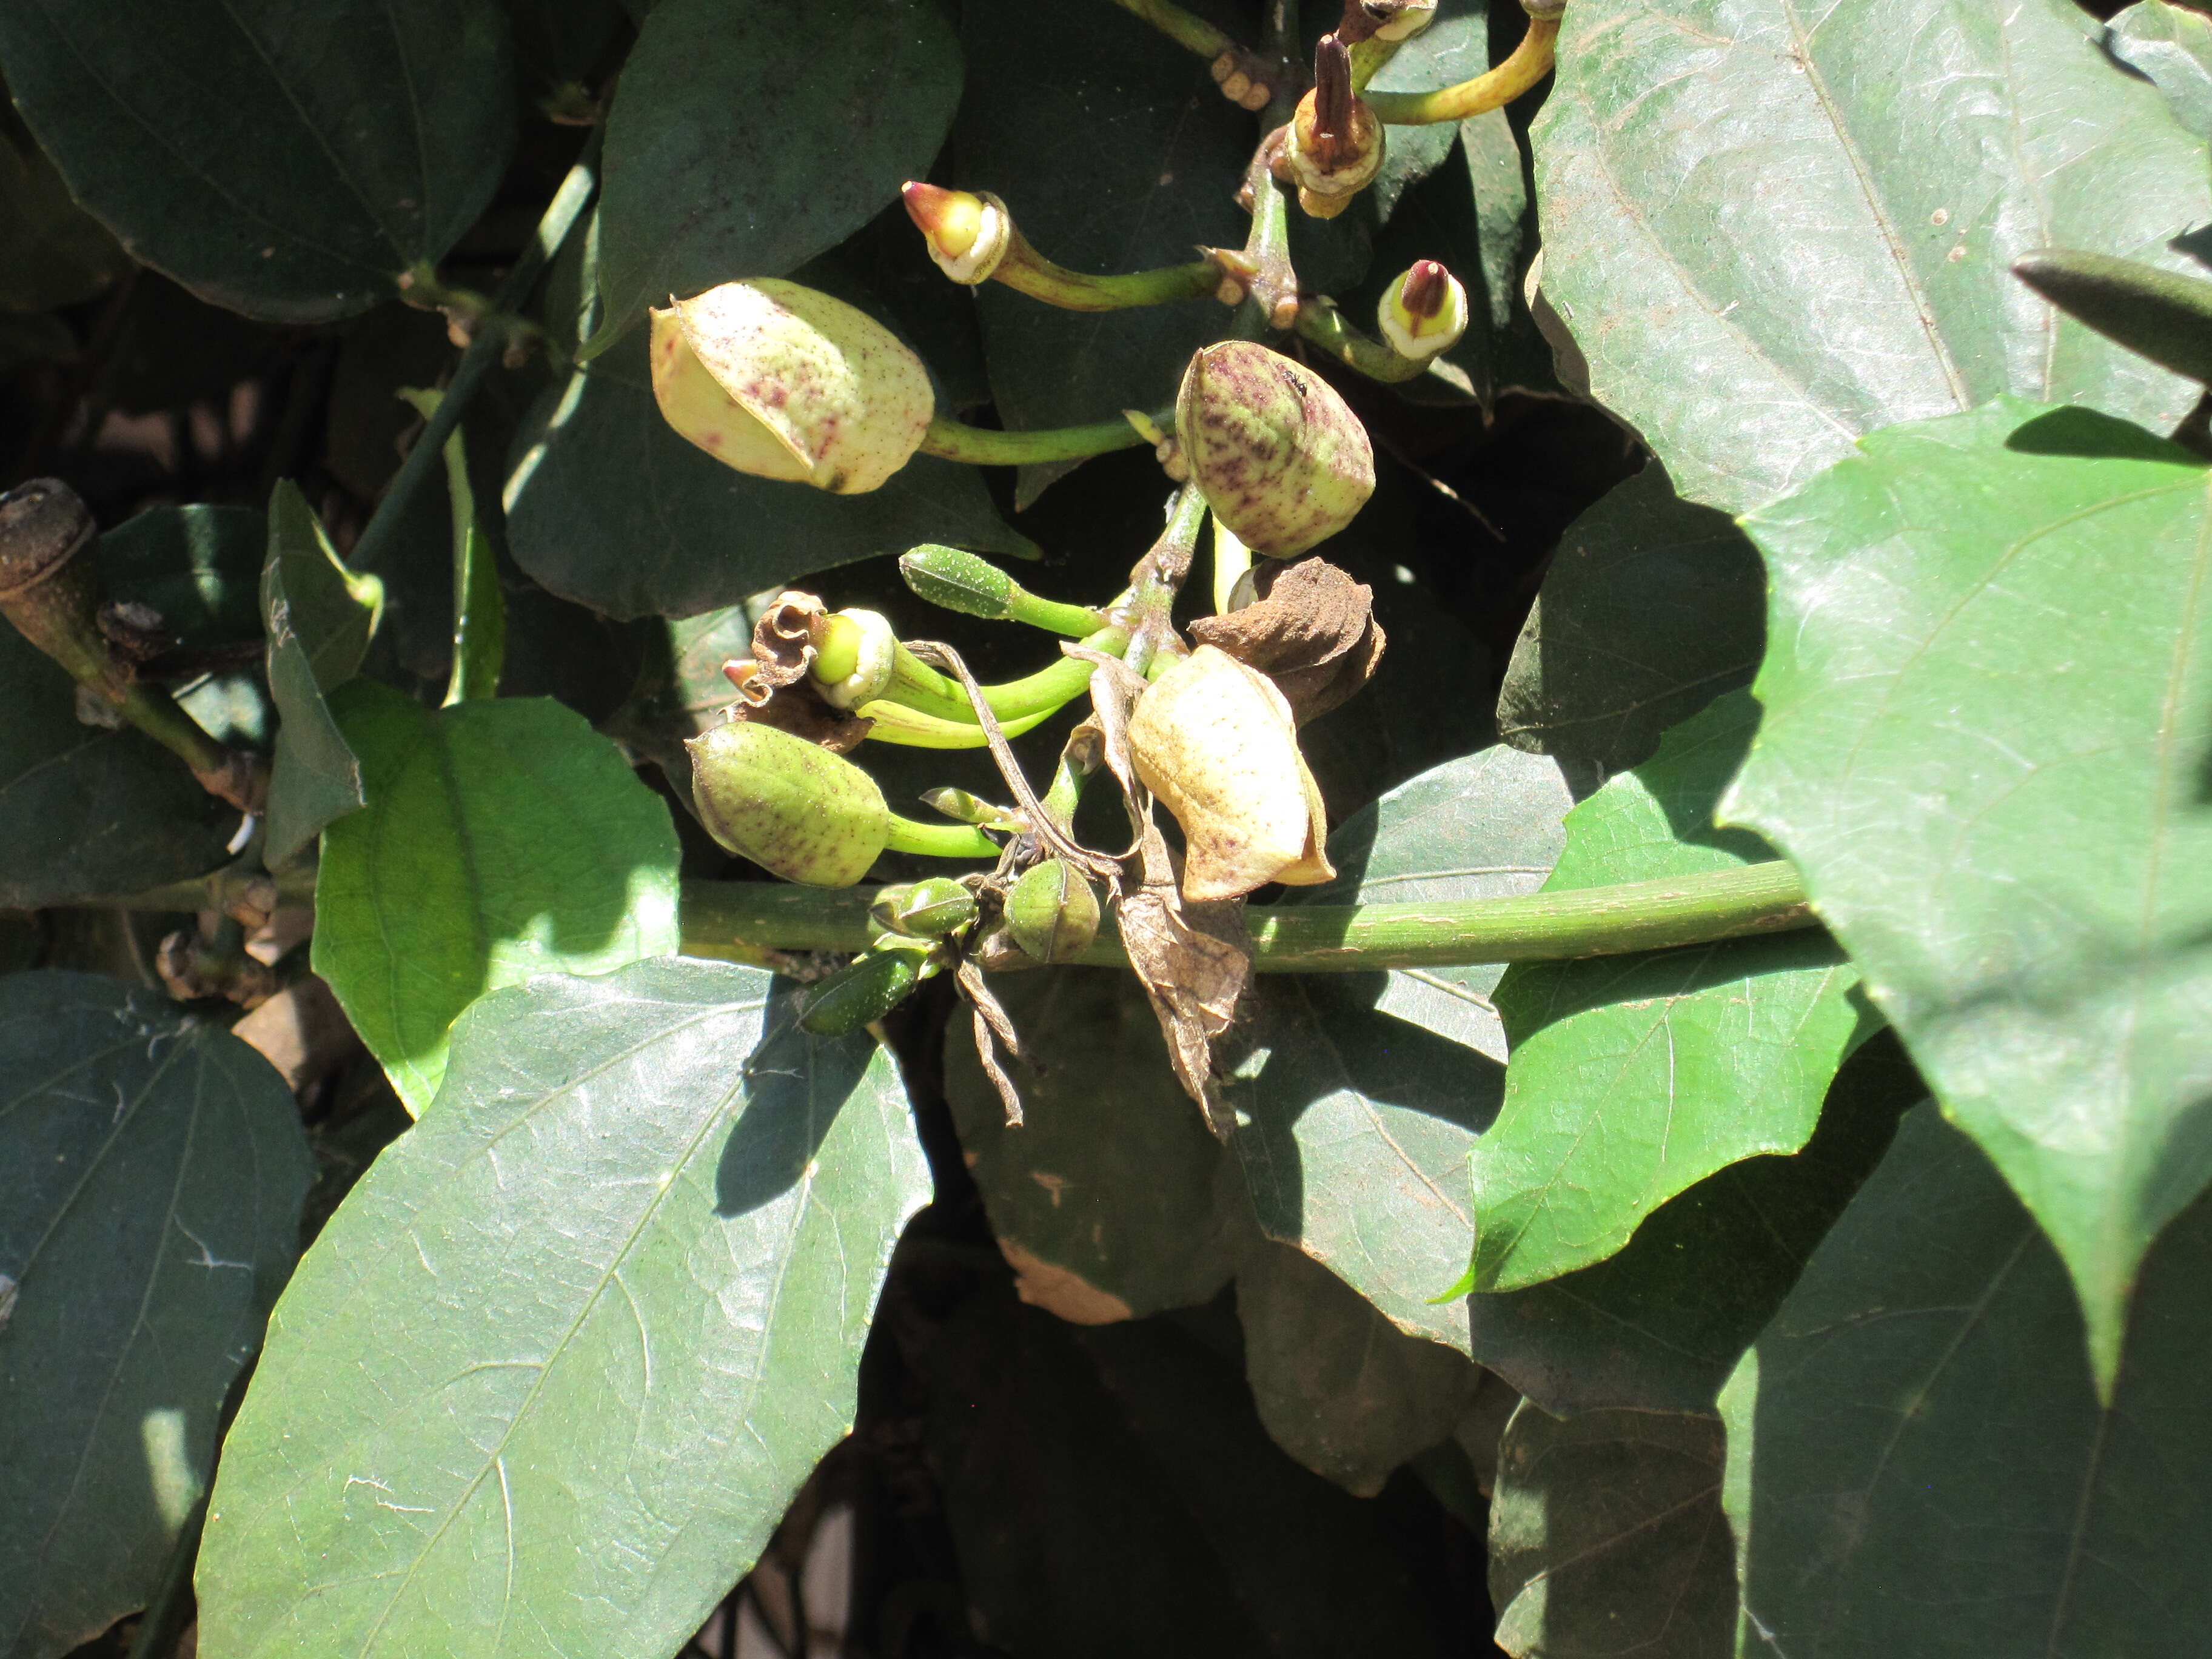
99, 861, 1818, 971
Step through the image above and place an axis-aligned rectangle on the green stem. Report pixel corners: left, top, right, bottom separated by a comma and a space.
997, 244, 1220, 313
1295, 298, 1431, 381
1008, 588, 1113, 637
1120, 483, 1211, 676
1107, 0, 1236, 59
95, 862, 1822, 970
1367, 18, 1558, 124
349, 126, 601, 581
879, 626, 1130, 727
881, 814, 1002, 861
398, 387, 506, 704
919, 412, 1155, 468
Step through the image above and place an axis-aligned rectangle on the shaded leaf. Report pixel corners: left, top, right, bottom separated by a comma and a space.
588, 0, 960, 352
1236, 1240, 1482, 1497
1365, 1, 1495, 224
1533, 0, 2212, 512
1487, 1403, 1734, 1659
1723, 398, 2212, 1390
260, 484, 382, 868
504, 328, 1036, 621
2105, 1, 2212, 143
0, 620, 235, 909
1228, 746, 1570, 1352
0, 972, 309, 1659
0, 0, 515, 323
956, 0, 1252, 505
1495, 464, 1763, 773
1475, 692, 1867, 1292
100, 504, 266, 660
311, 680, 681, 1113
0, 124, 126, 312
1463, 1030, 1922, 1418
943, 968, 1253, 1321
199, 960, 930, 1659
1720, 1104, 2212, 1656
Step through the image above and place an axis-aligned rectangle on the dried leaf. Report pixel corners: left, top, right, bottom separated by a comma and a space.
1190, 557, 1384, 723
720, 595, 873, 751
1116, 816, 1253, 1137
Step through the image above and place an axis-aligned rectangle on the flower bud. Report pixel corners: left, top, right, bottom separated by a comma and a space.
799, 945, 931, 1036
687, 719, 889, 887
1004, 859, 1102, 964
810, 608, 897, 709
900, 183, 1013, 284
900, 543, 1015, 619
649, 280, 933, 494
1379, 260, 1469, 361
870, 876, 979, 939
1287, 38, 1384, 219
1176, 341, 1375, 557
1127, 645, 1333, 902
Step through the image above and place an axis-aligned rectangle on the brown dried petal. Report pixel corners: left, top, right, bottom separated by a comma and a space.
729, 691, 873, 754
1189, 557, 1385, 726
748, 590, 826, 691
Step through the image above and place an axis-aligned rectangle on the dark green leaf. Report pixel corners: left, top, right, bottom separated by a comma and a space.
1721, 1104, 2212, 1656
1230, 746, 1570, 1352
1533, 0, 2212, 512
0, 622, 235, 909
311, 680, 681, 1113
199, 960, 930, 1659
0, 0, 515, 323
956, 0, 1252, 506
260, 483, 383, 868
1236, 1241, 1481, 1496
101, 504, 266, 660
0, 125, 126, 312
1475, 692, 1867, 1291
1495, 464, 1763, 772
2105, 1, 2212, 143
1487, 1403, 1735, 1659
1366, 0, 1493, 224
0, 971, 309, 1659
587, 0, 960, 353
504, 330, 1037, 620
1724, 397, 2212, 1391
598, 602, 754, 785
1462, 1030, 1923, 1416
945, 967, 1253, 1321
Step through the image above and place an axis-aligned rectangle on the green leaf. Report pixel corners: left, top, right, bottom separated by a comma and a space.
311, 680, 681, 1113
0, 623, 235, 909
261, 483, 383, 868
1463, 1030, 1923, 1417
598, 603, 755, 786
1495, 464, 1763, 772
956, 0, 1253, 506
945, 967, 1253, 1321
199, 960, 930, 1659
1533, 0, 2212, 512
1487, 1403, 1735, 1659
1720, 1103, 2212, 1656
1230, 746, 1571, 1352
0, 0, 515, 323
100, 504, 266, 660
0, 971, 310, 1659
1366, 1, 1495, 224
1473, 692, 1868, 1292
2105, 1, 2212, 143
504, 330, 1037, 620
1723, 397, 2212, 1393
586, 0, 960, 354
1235, 1241, 1481, 1497
0, 124, 126, 312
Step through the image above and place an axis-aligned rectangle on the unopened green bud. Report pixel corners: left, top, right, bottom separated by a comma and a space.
900, 543, 1016, 618
1004, 859, 1102, 964
687, 720, 890, 887
649, 280, 933, 494
1379, 260, 1469, 361
812, 609, 899, 709
1176, 341, 1376, 557
870, 876, 979, 939
920, 787, 1028, 831
900, 183, 1013, 284
799, 945, 931, 1036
